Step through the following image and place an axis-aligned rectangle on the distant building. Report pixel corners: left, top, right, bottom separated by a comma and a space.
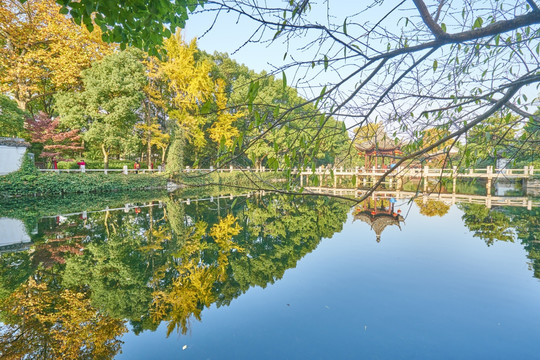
0, 137, 30, 175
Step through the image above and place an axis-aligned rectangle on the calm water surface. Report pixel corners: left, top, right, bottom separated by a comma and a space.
0, 190, 539, 359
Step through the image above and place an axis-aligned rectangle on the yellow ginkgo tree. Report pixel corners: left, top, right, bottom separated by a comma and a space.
159, 32, 242, 171
0, 0, 114, 111
160, 32, 214, 171
208, 78, 242, 148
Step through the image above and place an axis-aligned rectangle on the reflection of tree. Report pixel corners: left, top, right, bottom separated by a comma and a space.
458, 204, 514, 246
506, 208, 540, 278
32, 236, 84, 268
222, 196, 350, 299
0, 194, 351, 349
415, 199, 451, 217
150, 214, 243, 335
63, 222, 162, 321
0, 251, 32, 301
459, 204, 540, 280
0, 277, 126, 360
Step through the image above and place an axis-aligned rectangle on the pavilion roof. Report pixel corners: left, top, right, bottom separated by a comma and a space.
354, 127, 403, 152
354, 211, 404, 242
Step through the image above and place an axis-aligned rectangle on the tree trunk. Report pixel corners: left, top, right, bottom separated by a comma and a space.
15, 97, 27, 111
143, 99, 153, 169
101, 143, 109, 169
161, 146, 167, 165
147, 133, 152, 169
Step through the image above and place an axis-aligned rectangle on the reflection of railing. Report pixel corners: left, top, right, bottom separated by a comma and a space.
40, 191, 265, 219
304, 187, 539, 210
39, 168, 162, 174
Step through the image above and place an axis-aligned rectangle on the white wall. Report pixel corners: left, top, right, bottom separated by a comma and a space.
0, 145, 27, 175
0, 217, 31, 246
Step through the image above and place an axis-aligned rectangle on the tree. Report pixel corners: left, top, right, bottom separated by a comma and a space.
1, 0, 113, 112
56, 49, 147, 168
159, 33, 246, 170
181, 0, 540, 196
0, 95, 27, 137
219, 62, 353, 169
138, 56, 171, 168
161, 32, 215, 171
41, 0, 205, 55
25, 112, 83, 161
462, 113, 519, 167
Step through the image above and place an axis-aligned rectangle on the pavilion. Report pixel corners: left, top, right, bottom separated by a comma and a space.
354, 128, 403, 168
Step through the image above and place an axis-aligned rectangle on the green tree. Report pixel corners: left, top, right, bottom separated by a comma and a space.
56, 49, 147, 168
0, 95, 27, 137
40, 0, 205, 55
463, 114, 519, 167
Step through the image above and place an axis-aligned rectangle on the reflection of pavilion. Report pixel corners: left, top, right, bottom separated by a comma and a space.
353, 197, 404, 242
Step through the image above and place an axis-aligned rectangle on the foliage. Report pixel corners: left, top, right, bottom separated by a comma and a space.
162, 33, 215, 153
354, 122, 383, 144
462, 114, 519, 167
0, 171, 168, 198
0, 0, 113, 112
25, 112, 83, 161
56, 49, 147, 168
0, 277, 126, 359
415, 198, 451, 217
50, 0, 205, 55
219, 60, 354, 169
0, 95, 27, 137
209, 78, 242, 147
458, 204, 515, 246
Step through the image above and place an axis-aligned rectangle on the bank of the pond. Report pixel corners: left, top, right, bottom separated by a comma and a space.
1, 156, 289, 198
176, 170, 287, 189
0, 156, 169, 198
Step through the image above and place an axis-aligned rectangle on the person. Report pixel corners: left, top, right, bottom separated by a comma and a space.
77, 159, 86, 170
134, 161, 140, 174
52, 158, 58, 170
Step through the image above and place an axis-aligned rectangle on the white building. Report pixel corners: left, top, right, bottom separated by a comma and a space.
0, 217, 31, 254
0, 137, 30, 175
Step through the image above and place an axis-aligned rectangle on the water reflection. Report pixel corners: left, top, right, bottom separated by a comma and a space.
0, 190, 538, 359
353, 196, 404, 242
0, 192, 351, 358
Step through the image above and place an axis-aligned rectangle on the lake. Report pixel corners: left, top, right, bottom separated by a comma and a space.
0, 187, 539, 359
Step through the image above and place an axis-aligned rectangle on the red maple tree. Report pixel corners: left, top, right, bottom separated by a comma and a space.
25, 112, 84, 161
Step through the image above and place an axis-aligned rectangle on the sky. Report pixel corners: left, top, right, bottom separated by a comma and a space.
181, 1, 539, 140
182, 0, 406, 132
183, 1, 403, 74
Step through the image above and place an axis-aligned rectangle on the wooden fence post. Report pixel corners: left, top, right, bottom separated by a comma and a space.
423, 165, 429, 192
452, 166, 457, 193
